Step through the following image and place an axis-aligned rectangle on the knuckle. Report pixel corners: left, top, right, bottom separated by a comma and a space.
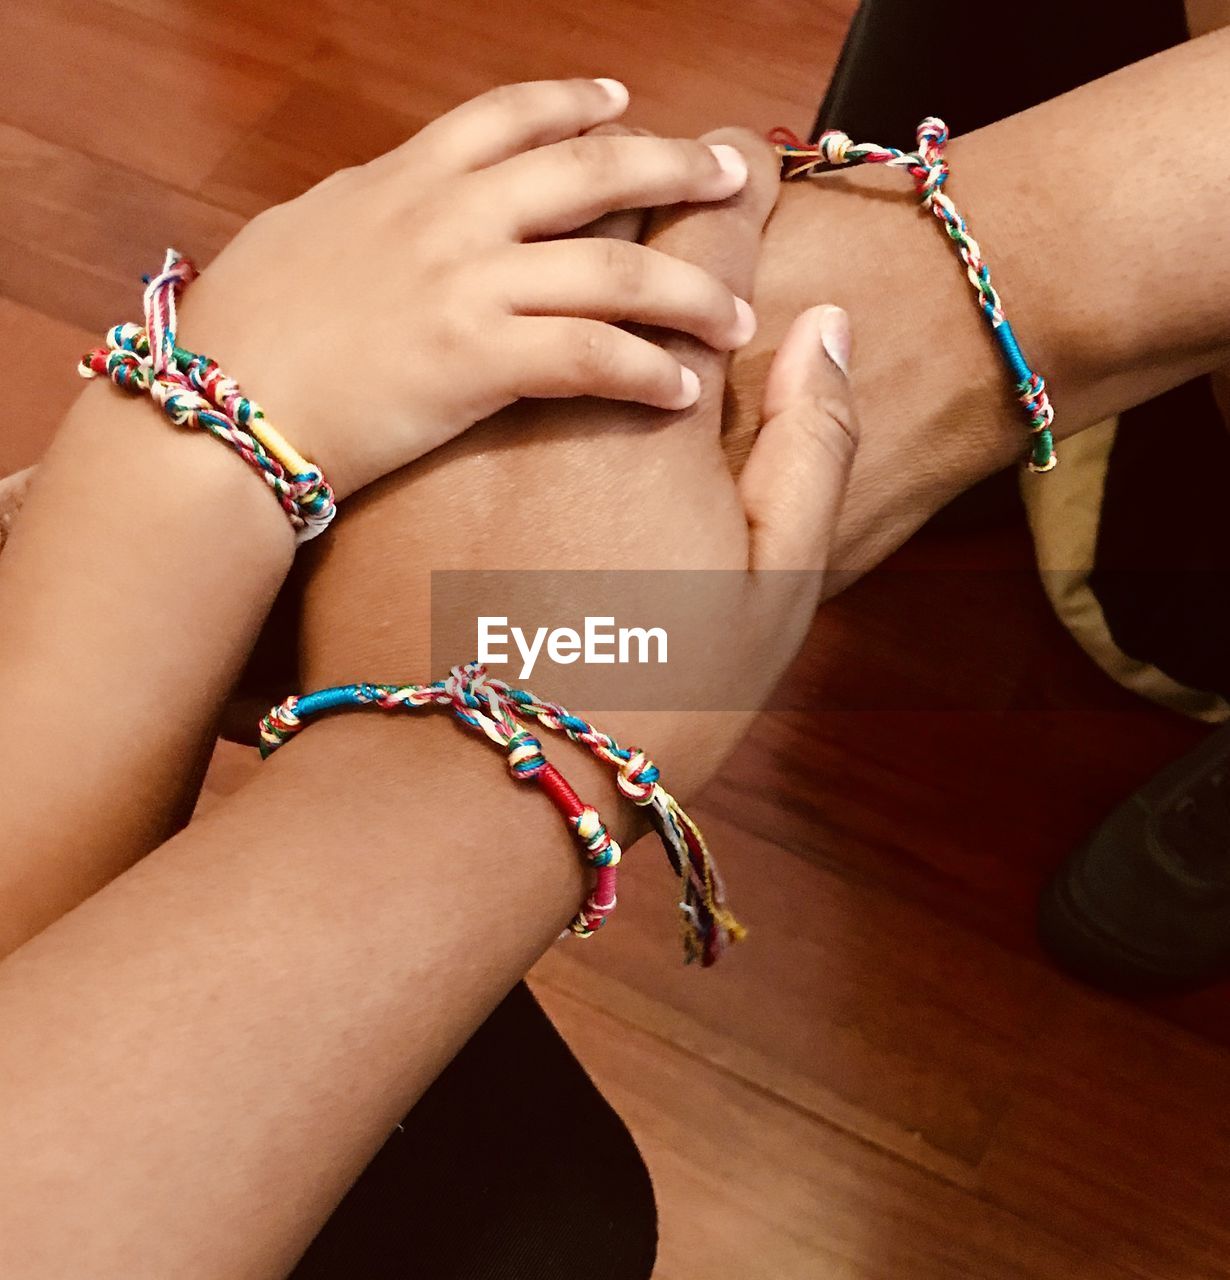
597, 239, 644, 295
428, 290, 482, 359
556, 135, 610, 182
479, 81, 524, 116
584, 121, 636, 140
306, 163, 363, 197
241, 199, 297, 245
814, 395, 860, 450
415, 193, 488, 260
569, 325, 615, 383
422, 254, 460, 298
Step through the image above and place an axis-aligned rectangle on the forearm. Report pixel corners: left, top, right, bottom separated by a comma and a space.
0, 383, 293, 953
733, 25, 1230, 569
0, 713, 607, 1278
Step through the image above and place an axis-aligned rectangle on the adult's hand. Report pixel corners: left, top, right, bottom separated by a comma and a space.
722, 29, 1230, 582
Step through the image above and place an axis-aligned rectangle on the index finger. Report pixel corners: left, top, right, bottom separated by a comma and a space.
379, 78, 631, 177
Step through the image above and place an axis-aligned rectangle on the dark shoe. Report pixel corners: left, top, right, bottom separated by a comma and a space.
1039, 723, 1230, 992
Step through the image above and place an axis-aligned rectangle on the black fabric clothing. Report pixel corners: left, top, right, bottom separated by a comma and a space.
813, 0, 1187, 142
290, 983, 657, 1278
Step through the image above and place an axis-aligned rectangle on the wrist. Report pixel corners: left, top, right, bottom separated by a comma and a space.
261, 709, 631, 948
741, 162, 1041, 576
60, 379, 299, 560
255, 691, 754, 955
762, 173, 1017, 485
172, 271, 364, 504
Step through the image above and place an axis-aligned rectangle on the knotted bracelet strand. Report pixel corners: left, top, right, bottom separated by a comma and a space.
260, 662, 744, 966
772, 117, 1057, 473
79, 249, 336, 539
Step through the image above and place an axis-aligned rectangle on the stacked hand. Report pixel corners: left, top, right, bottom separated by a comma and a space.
298, 126, 859, 798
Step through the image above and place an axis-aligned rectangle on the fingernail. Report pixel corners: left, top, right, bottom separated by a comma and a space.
709, 144, 748, 189
733, 297, 757, 345
678, 366, 701, 407
593, 78, 629, 110
818, 305, 851, 375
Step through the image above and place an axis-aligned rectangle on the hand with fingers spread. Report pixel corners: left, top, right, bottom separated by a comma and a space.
177, 77, 756, 499
298, 128, 858, 797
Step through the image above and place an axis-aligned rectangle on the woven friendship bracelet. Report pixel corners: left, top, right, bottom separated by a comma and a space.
260, 662, 744, 966
79, 249, 336, 539
772, 118, 1057, 473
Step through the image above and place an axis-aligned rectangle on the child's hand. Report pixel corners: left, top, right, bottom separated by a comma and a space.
175, 78, 756, 498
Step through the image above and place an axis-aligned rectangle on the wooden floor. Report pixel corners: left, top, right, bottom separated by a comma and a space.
4, 2, 1230, 1276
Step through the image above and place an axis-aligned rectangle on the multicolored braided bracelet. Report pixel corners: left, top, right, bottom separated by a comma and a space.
259, 662, 744, 966
772, 118, 1057, 473
79, 249, 336, 540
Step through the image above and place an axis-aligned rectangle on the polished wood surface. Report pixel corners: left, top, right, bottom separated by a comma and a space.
4, 2, 1228, 1276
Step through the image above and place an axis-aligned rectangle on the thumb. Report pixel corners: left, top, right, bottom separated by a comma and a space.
739, 305, 858, 572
